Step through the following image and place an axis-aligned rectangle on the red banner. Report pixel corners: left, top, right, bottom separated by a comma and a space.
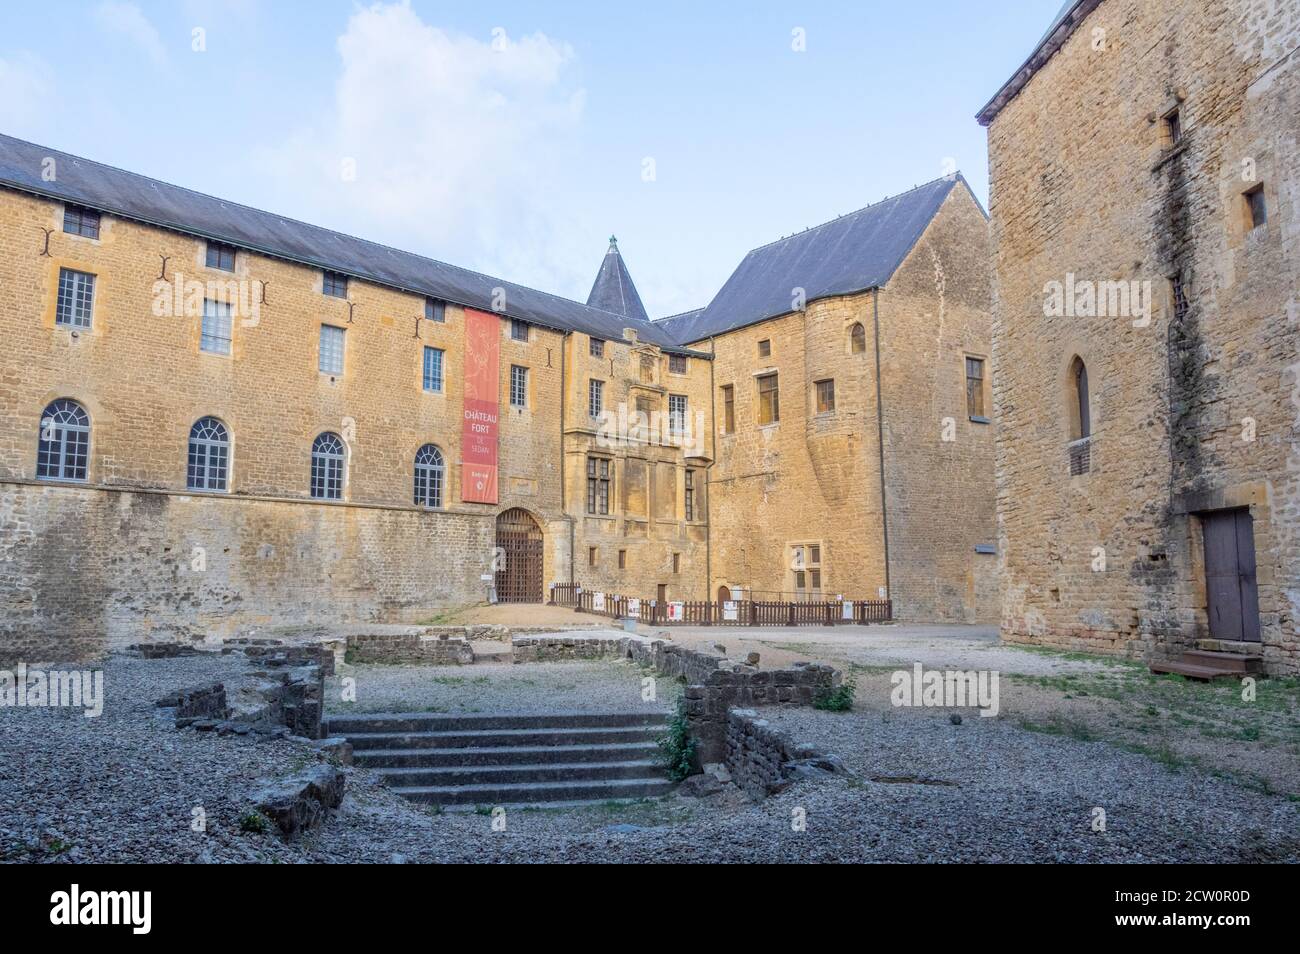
461, 308, 500, 503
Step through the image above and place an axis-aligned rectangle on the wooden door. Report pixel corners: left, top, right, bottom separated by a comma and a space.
1202, 508, 1261, 642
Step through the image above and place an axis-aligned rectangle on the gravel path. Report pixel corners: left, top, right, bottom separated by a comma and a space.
5, 653, 1296, 863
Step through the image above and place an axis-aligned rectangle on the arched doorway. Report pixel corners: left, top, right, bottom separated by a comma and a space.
495, 508, 543, 603
717, 585, 731, 602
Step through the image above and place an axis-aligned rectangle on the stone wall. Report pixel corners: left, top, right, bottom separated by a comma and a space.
345, 632, 474, 666
694, 183, 996, 621
984, 0, 1300, 674
511, 631, 840, 763
725, 708, 844, 800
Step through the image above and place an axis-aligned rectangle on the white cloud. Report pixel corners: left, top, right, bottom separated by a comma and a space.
253, 2, 590, 296
94, 1, 168, 67
0, 53, 55, 131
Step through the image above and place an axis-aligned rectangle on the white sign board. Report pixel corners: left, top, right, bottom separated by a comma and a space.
723, 600, 739, 622
593, 592, 606, 612
667, 601, 684, 622
842, 601, 854, 620
627, 598, 641, 616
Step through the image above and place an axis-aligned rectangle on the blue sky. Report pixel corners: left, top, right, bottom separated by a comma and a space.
0, 1, 1061, 317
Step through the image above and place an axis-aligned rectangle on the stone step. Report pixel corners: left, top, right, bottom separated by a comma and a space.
344, 725, 665, 751
1149, 660, 1246, 682
395, 776, 676, 806
324, 710, 668, 735
354, 741, 660, 768
376, 759, 666, 787
1181, 649, 1262, 673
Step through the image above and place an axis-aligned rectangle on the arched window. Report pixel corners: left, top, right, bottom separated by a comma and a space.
37, 399, 90, 481
849, 323, 867, 354
1069, 357, 1091, 440
413, 444, 444, 508
187, 417, 230, 491
311, 432, 345, 499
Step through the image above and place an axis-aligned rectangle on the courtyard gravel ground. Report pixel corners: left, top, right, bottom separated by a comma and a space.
4, 649, 1298, 862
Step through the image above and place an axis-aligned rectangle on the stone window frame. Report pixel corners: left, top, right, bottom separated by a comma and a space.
36, 398, 91, 483
589, 336, 605, 358
1244, 183, 1267, 232
668, 353, 688, 375
588, 378, 604, 418
848, 322, 867, 354
322, 270, 349, 299
319, 324, 346, 375
187, 416, 231, 492
62, 204, 101, 240
413, 443, 445, 509
684, 468, 696, 522
814, 378, 836, 416
965, 354, 989, 422
509, 364, 529, 409
200, 298, 233, 355
756, 372, 780, 426
720, 384, 735, 434
1066, 354, 1092, 477
424, 297, 446, 323
205, 241, 236, 272
310, 431, 347, 500
586, 455, 612, 515
422, 346, 445, 393
789, 541, 824, 599
55, 267, 96, 329
668, 393, 687, 435
510, 318, 530, 342
757, 338, 772, 358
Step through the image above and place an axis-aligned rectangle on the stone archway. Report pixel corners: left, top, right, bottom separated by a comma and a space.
494, 508, 543, 603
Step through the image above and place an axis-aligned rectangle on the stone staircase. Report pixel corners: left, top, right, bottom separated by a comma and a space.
323, 710, 674, 808
1149, 648, 1264, 681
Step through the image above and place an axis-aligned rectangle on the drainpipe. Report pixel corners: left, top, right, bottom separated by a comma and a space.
560, 331, 574, 587
706, 337, 717, 600
871, 288, 892, 601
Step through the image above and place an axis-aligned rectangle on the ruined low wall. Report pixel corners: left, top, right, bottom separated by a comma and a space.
725, 709, 843, 800
511, 632, 840, 763
345, 633, 474, 666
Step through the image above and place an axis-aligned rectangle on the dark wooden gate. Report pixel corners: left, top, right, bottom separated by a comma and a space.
495, 508, 542, 603
1201, 508, 1261, 642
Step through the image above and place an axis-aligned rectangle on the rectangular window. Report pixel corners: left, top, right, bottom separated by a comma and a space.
815, 379, 835, 414
1171, 275, 1189, 323
422, 346, 444, 392
966, 358, 986, 418
618, 549, 626, 569
201, 299, 233, 355
62, 205, 100, 239
510, 364, 528, 408
1163, 108, 1182, 148
586, 457, 611, 515
55, 268, 95, 328
721, 385, 735, 434
590, 337, 605, 358
588, 547, 598, 567
792, 543, 823, 598
673, 552, 681, 574
668, 353, 687, 374
685, 469, 695, 522
319, 324, 345, 374
589, 379, 604, 418
425, 297, 445, 322
757, 373, 779, 425
1245, 185, 1267, 230
206, 242, 236, 271
322, 271, 349, 298
757, 339, 771, 358
668, 394, 687, 435
510, 318, 529, 342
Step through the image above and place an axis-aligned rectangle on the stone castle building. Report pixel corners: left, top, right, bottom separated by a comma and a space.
0, 131, 994, 660
979, 0, 1299, 674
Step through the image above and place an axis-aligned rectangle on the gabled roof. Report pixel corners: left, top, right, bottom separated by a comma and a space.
655, 175, 973, 345
0, 133, 685, 350
976, 1, 1099, 126
586, 236, 650, 323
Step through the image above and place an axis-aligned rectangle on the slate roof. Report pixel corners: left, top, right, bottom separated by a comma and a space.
654, 175, 971, 345
0, 133, 688, 350
586, 236, 650, 323
976, 0, 1099, 126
